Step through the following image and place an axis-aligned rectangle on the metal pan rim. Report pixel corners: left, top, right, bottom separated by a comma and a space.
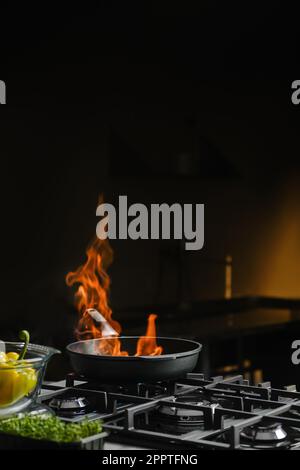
66, 336, 202, 361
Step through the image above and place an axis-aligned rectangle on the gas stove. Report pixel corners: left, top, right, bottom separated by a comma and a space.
39, 373, 300, 450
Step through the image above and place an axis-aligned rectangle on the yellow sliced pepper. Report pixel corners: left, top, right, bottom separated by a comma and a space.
0, 331, 37, 408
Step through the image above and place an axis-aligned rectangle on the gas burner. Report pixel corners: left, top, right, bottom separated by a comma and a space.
176, 396, 220, 412
158, 401, 207, 418
175, 392, 240, 412
147, 398, 209, 434
240, 422, 290, 450
48, 396, 92, 417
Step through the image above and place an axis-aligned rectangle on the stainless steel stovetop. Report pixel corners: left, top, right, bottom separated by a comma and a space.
39, 373, 300, 450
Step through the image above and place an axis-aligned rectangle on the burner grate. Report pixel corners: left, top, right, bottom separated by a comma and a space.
40, 373, 300, 449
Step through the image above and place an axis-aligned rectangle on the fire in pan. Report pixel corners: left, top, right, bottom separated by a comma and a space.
65, 237, 201, 383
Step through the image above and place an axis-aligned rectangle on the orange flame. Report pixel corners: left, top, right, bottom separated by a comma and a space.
66, 237, 163, 357
136, 314, 163, 356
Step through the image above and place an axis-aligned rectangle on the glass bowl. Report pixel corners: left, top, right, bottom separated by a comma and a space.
0, 342, 60, 418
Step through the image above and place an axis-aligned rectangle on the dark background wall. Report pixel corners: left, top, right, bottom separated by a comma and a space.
1, 89, 299, 341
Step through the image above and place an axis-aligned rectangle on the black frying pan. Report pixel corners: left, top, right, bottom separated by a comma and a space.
67, 337, 202, 383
